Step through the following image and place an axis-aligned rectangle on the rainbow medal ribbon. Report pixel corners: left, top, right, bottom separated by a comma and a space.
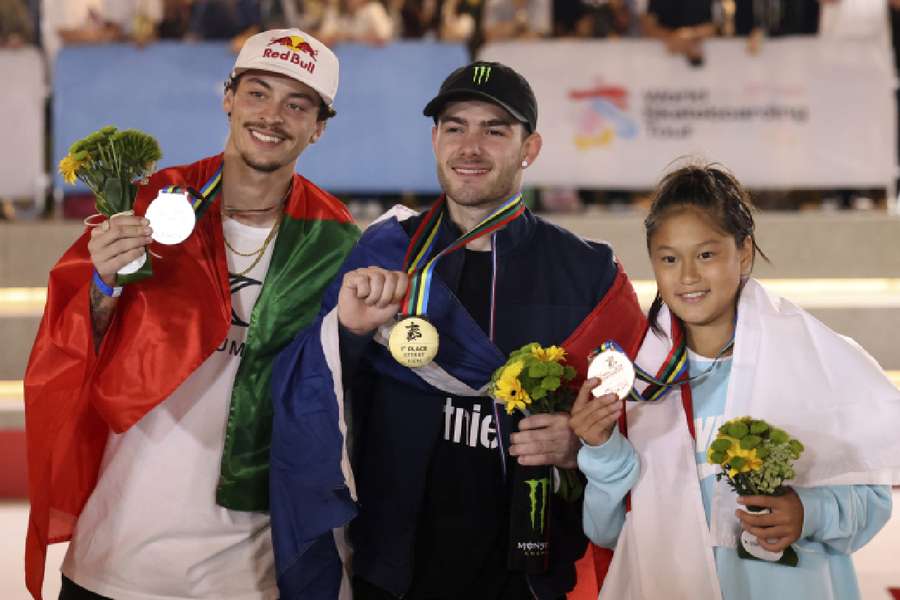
589, 339, 686, 402
388, 193, 526, 368
593, 325, 734, 402
145, 165, 223, 245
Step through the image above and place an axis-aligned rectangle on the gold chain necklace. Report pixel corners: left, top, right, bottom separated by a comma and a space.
224, 211, 283, 276
222, 182, 291, 274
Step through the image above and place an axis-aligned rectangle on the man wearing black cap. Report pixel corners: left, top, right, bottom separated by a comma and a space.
269, 61, 644, 599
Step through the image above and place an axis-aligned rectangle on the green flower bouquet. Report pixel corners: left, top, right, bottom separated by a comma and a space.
708, 416, 805, 566
489, 343, 580, 574
59, 125, 161, 283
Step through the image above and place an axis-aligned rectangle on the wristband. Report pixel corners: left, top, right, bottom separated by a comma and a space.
92, 269, 123, 298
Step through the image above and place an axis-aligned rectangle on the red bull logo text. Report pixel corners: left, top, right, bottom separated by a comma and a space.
264, 35, 318, 74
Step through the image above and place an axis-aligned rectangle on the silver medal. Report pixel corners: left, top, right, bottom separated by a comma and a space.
145, 191, 196, 245
587, 349, 635, 400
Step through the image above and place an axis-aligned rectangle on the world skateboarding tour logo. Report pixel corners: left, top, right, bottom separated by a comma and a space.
525, 477, 549, 533
264, 35, 318, 74
570, 83, 638, 149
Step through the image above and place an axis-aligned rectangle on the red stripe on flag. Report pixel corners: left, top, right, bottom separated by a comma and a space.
0, 430, 28, 499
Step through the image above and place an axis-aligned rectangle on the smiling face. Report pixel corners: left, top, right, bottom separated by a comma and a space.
649, 207, 752, 342
223, 70, 325, 174
432, 99, 541, 210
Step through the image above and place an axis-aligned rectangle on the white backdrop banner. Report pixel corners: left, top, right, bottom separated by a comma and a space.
0, 48, 46, 200
479, 39, 896, 189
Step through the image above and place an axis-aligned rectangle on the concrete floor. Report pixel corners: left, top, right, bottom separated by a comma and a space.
1, 495, 899, 599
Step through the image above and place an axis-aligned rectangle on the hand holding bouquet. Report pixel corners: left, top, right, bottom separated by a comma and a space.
59, 126, 161, 282
708, 416, 805, 566
489, 343, 580, 573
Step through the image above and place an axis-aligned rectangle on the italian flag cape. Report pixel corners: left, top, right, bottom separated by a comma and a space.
23, 154, 359, 599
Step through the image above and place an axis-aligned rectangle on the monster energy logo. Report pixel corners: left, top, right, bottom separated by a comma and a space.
473, 65, 492, 85
525, 477, 549, 532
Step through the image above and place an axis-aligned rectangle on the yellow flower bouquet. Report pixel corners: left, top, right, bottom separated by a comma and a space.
708, 416, 805, 566
489, 343, 579, 574
490, 343, 577, 416
59, 125, 161, 283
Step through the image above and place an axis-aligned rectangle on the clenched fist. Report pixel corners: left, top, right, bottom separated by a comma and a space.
337, 267, 409, 336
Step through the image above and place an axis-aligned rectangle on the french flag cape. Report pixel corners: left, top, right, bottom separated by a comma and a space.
269, 207, 647, 599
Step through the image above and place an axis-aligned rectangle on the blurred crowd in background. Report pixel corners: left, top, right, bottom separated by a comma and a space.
2, 0, 899, 216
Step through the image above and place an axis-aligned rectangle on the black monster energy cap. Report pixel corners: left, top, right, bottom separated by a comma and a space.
423, 61, 538, 133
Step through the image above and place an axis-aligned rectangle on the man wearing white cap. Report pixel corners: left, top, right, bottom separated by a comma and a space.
24, 29, 359, 600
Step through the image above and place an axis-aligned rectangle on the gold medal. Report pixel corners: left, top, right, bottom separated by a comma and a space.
388, 316, 439, 368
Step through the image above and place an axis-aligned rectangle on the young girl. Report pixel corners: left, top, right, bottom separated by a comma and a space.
570, 164, 899, 600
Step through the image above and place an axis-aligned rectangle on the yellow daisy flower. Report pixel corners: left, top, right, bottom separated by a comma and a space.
531, 345, 566, 362
494, 360, 531, 415
724, 444, 763, 478
500, 360, 525, 380
58, 152, 89, 185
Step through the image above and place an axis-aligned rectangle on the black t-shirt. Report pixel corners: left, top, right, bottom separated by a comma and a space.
647, 0, 712, 29
405, 249, 523, 599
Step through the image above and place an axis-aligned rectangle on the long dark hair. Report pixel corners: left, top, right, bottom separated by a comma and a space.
645, 163, 769, 334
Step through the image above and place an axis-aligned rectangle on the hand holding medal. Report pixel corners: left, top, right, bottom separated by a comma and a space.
570, 377, 623, 447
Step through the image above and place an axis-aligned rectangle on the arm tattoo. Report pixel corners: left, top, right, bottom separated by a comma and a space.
89, 281, 118, 352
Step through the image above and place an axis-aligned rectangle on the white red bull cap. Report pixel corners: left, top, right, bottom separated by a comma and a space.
231, 28, 339, 108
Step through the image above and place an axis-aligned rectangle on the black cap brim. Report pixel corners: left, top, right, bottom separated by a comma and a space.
423, 90, 531, 131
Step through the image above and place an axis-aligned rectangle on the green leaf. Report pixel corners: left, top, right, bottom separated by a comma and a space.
100, 178, 128, 214
740, 435, 761, 450
770, 428, 789, 444
710, 438, 733, 453
541, 376, 561, 391
532, 387, 547, 400
547, 362, 563, 377
750, 420, 769, 435
562, 366, 577, 381
727, 422, 749, 439
730, 456, 746, 470
708, 451, 726, 464
528, 362, 548, 378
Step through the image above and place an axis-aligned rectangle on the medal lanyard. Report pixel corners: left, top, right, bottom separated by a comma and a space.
598, 319, 735, 403
399, 193, 525, 318
161, 165, 223, 217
